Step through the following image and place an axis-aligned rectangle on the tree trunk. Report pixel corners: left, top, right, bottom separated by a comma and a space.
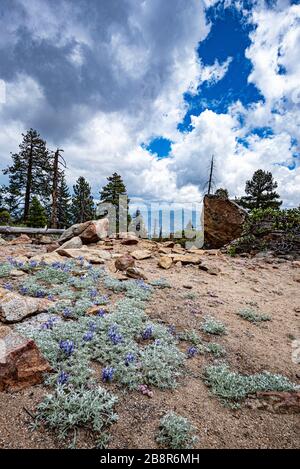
24, 142, 33, 222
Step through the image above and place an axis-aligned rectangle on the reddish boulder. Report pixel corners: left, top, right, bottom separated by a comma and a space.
9, 234, 32, 245
0, 326, 51, 391
203, 195, 247, 248
80, 219, 109, 244
115, 254, 135, 271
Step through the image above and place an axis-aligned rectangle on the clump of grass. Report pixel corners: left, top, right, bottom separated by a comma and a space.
237, 308, 271, 324
183, 292, 197, 300
156, 412, 198, 449
34, 385, 118, 448
201, 316, 226, 335
204, 364, 299, 404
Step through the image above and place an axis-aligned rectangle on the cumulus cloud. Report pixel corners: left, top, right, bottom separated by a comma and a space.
0, 0, 299, 210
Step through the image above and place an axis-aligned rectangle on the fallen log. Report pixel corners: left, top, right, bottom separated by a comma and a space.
0, 226, 64, 235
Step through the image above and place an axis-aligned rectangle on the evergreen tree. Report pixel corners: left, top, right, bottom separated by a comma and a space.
99, 173, 130, 232
27, 196, 47, 228
239, 169, 282, 210
215, 188, 229, 199
2, 129, 52, 222
71, 176, 95, 223
57, 173, 72, 228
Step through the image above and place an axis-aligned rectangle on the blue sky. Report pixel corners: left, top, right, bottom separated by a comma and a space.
0, 0, 299, 211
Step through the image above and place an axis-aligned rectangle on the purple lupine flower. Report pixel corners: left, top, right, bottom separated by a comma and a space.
4, 283, 13, 291
89, 289, 98, 299
19, 286, 28, 295
142, 325, 153, 340
35, 290, 46, 298
83, 331, 94, 342
125, 353, 135, 366
154, 339, 161, 346
108, 325, 123, 345
48, 294, 54, 301
59, 339, 75, 356
41, 317, 57, 330
62, 308, 72, 318
102, 367, 115, 383
135, 279, 149, 290
168, 324, 176, 335
96, 295, 108, 305
97, 308, 106, 317
88, 321, 96, 332
57, 371, 69, 385
29, 260, 38, 268
187, 346, 198, 358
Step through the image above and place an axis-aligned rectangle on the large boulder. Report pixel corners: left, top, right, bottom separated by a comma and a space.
203, 195, 247, 248
79, 219, 109, 244
0, 326, 51, 391
58, 236, 83, 250
58, 221, 92, 245
0, 289, 51, 323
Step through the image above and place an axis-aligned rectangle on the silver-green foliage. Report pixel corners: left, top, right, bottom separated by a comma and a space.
237, 308, 271, 324
201, 315, 226, 335
204, 364, 299, 402
34, 385, 118, 448
156, 412, 198, 449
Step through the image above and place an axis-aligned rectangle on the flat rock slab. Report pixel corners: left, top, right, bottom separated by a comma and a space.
56, 248, 111, 263
131, 249, 152, 260
0, 326, 51, 391
158, 256, 173, 269
170, 254, 201, 265
0, 289, 50, 323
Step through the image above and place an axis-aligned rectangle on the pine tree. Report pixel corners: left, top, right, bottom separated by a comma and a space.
2, 129, 52, 222
239, 169, 282, 210
57, 173, 72, 228
99, 173, 130, 232
71, 176, 95, 224
27, 196, 47, 228
215, 188, 229, 199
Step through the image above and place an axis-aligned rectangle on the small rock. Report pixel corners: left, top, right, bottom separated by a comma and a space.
158, 256, 173, 270
162, 241, 175, 248
0, 236, 8, 245
0, 326, 51, 391
39, 235, 54, 244
46, 243, 60, 253
10, 269, 26, 277
9, 234, 32, 245
171, 254, 201, 265
56, 248, 110, 263
115, 254, 135, 271
183, 284, 193, 289
131, 249, 152, 260
199, 264, 220, 275
58, 221, 92, 245
121, 236, 139, 245
293, 275, 300, 283
126, 267, 147, 280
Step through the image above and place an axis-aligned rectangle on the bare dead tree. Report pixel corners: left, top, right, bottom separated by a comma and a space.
50, 148, 66, 228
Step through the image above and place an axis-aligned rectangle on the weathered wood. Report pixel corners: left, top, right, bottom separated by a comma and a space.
0, 226, 64, 235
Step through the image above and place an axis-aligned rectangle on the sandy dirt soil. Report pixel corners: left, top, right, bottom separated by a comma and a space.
0, 242, 299, 449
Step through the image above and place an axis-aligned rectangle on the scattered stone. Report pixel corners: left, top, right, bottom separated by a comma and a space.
121, 236, 139, 245
0, 326, 51, 391
79, 218, 109, 244
171, 254, 201, 265
131, 249, 152, 260
158, 256, 173, 270
46, 243, 60, 253
56, 248, 111, 263
29, 252, 64, 265
126, 267, 147, 280
247, 391, 300, 413
0, 236, 8, 245
293, 275, 300, 283
115, 254, 135, 271
158, 247, 171, 255
0, 289, 51, 323
199, 264, 220, 275
38, 235, 54, 244
58, 236, 83, 250
58, 221, 92, 245
9, 234, 32, 245
118, 231, 137, 239
162, 241, 175, 248
183, 284, 193, 289
204, 194, 247, 248
172, 246, 185, 254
